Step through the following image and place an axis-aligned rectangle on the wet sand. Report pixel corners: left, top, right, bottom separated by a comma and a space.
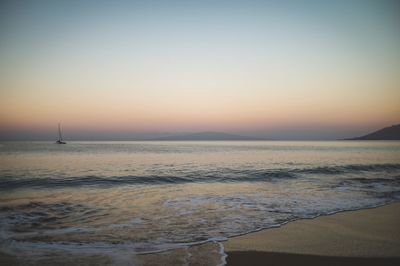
0, 242, 224, 266
0, 251, 114, 266
225, 203, 400, 265
226, 252, 400, 266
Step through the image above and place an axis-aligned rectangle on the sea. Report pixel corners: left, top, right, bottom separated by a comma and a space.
0, 141, 399, 265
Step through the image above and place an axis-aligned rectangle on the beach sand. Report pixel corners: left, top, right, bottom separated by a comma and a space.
225, 203, 400, 266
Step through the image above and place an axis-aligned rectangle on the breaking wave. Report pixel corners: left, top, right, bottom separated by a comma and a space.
1, 163, 399, 190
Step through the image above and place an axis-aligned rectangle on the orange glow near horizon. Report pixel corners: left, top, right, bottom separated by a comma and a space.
1, 85, 399, 134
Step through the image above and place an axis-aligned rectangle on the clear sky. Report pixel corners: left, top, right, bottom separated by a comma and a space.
1, 0, 399, 140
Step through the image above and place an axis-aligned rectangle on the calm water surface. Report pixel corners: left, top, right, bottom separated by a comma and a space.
0, 141, 399, 265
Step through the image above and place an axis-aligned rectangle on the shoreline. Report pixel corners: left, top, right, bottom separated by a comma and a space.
1, 202, 400, 265
221, 202, 394, 241
224, 202, 400, 265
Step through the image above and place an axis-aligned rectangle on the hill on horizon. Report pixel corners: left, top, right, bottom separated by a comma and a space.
149, 131, 265, 141
348, 124, 400, 140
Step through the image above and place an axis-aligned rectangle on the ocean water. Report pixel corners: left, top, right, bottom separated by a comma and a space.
0, 141, 400, 265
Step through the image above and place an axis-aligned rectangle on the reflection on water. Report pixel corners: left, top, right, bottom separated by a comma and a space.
0, 141, 400, 265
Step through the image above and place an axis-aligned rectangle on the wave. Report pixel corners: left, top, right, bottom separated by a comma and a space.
1, 163, 399, 190
296, 163, 400, 175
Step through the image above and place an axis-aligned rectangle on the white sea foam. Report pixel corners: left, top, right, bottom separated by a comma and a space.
217, 241, 227, 266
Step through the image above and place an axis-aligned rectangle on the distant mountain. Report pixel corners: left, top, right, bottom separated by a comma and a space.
349, 124, 400, 140
149, 131, 264, 141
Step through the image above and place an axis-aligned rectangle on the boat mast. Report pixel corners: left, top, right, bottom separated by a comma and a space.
58, 123, 63, 141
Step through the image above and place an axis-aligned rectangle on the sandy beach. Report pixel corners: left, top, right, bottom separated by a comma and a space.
225, 203, 400, 265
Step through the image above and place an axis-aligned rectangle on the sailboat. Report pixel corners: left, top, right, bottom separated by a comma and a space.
56, 123, 67, 144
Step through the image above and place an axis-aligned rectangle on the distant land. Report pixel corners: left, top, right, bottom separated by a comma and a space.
149, 131, 266, 141
2, 126, 400, 141
348, 124, 400, 140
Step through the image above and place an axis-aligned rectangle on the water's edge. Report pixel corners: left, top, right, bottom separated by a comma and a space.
139, 200, 399, 265
217, 200, 399, 265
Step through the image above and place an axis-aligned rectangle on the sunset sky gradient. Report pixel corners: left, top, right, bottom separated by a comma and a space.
1, 0, 399, 140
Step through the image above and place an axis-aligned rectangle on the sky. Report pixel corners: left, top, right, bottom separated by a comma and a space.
0, 0, 399, 140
